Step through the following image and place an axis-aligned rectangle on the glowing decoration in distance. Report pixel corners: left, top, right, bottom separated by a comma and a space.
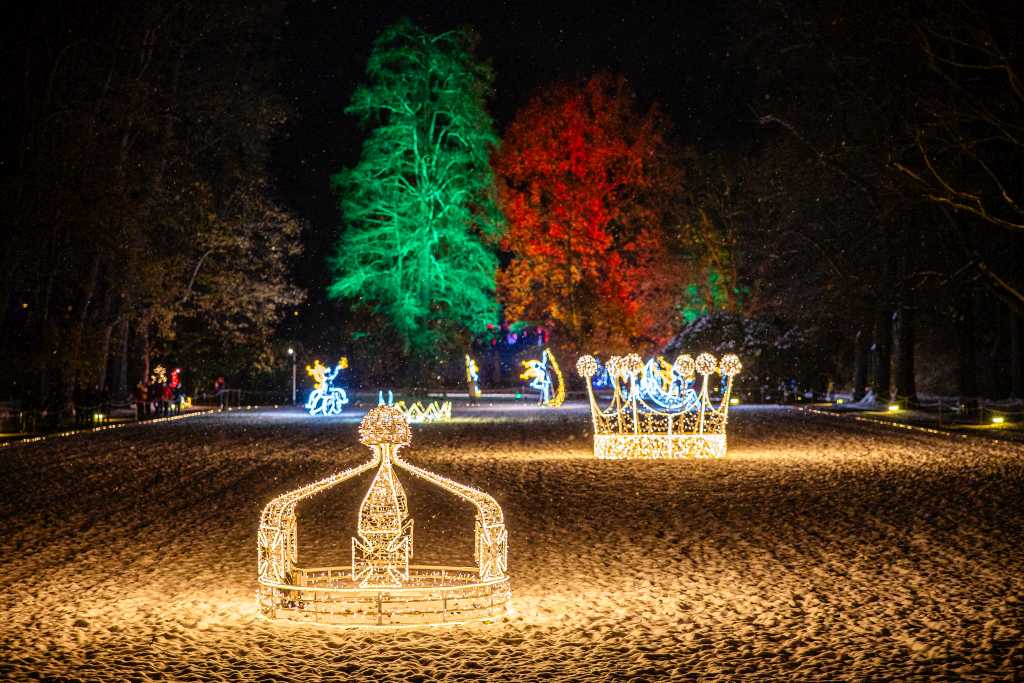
520, 348, 565, 407
378, 389, 452, 423
577, 351, 742, 459
304, 358, 350, 417
257, 406, 510, 625
637, 356, 695, 411
466, 354, 481, 401
150, 365, 167, 385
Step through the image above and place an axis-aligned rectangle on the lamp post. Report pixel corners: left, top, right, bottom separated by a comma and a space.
288, 347, 296, 405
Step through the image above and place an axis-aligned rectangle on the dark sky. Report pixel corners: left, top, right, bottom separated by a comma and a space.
271, 0, 752, 339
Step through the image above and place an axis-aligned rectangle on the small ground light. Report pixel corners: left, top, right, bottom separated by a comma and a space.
836, 398, 845, 404
730, 397, 740, 405
992, 416, 1005, 424
888, 404, 900, 412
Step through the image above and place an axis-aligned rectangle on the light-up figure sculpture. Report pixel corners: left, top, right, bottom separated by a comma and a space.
578, 351, 742, 459
378, 388, 452, 423
520, 348, 565, 407
465, 354, 481, 403
305, 357, 349, 417
638, 356, 687, 410
257, 406, 510, 625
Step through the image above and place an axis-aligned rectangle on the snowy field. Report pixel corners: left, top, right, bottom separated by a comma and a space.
1, 403, 1022, 681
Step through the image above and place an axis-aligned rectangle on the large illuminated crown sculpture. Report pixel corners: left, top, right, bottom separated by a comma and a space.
257, 406, 510, 626
577, 352, 742, 459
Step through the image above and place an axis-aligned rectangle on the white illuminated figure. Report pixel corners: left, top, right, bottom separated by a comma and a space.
257, 406, 510, 625
304, 358, 349, 417
520, 348, 565, 407
578, 352, 742, 459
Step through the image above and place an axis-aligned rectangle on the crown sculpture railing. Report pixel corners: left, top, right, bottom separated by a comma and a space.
577, 352, 742, 459
257, 406, 510, 626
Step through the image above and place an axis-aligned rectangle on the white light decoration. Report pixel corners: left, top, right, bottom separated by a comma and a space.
377, 389, 453, 423
304, 358, 350, 417
257, 406, 510, 626
520, 348, 565, 407
577, 351, 742, 459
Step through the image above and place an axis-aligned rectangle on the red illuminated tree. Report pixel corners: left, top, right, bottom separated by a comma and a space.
495, 74, 685, 353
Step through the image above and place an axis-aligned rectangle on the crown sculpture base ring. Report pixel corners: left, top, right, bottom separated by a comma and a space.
577, 352, 742, 460
257, 406, 510, 626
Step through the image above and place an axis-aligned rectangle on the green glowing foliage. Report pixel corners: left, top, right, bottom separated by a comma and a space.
329, 19, 504, 354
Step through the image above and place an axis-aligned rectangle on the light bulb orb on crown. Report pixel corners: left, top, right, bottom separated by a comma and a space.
257, 406, 510, 626
578, 351, 742, 459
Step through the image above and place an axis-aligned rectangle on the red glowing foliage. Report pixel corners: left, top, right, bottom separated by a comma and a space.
495, 74, 683, 352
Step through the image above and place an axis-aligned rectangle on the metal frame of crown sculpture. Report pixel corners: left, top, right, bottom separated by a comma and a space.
257, 406, 509, 626
577, 352, 742, 459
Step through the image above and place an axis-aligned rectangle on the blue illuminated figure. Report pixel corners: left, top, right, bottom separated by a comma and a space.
305, 358, 349, 417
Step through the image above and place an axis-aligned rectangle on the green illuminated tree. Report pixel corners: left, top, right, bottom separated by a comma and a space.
329, 19, 504, 357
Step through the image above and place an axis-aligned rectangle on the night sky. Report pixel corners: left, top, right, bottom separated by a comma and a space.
271, 0, 751, 341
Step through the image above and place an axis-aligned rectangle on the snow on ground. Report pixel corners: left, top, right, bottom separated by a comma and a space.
0, 403, 1022, 681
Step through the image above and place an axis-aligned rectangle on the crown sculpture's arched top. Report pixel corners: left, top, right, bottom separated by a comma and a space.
577, 351, 742, 459
257, 406, 510, 626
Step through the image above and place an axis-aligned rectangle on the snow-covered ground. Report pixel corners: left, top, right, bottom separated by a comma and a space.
1, 403, 1022, 681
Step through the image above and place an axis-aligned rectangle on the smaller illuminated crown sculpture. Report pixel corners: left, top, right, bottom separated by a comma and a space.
577, 352, 742, 459
258, 406, 509, 626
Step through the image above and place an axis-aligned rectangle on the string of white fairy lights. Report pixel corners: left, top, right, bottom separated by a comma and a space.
0, 404, 263, 450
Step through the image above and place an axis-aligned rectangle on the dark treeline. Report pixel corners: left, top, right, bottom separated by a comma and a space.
1, 1, 303, 412
1, 0, 1022, 412
691, 0, 1024, 404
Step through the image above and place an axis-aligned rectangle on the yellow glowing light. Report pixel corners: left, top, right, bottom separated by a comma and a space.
520, 348, 565, 407
888, 404, 900, 412
577, 351, 742, 459
150, 365, 167, 385
257, 406, 510, 626
465, 354, 481, 400
836, 398, 845, 405
390, 399, 453, 423
992, 416, 1005, 424
729, 397, 740, 406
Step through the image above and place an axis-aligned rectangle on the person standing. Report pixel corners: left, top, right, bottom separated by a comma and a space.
135, 381, 148, 421
214, 376, 226, 411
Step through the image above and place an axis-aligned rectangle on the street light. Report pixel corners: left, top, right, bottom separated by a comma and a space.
287, 347, 296, 405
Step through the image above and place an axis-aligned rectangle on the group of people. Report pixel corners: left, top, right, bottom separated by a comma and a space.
135, 367, 187, 420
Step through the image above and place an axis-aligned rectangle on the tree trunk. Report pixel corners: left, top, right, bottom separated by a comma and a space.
1012, 311, 1024, 399
115, 317, 129, 400
893, 298, 917, 404
956, 289, 978, 412
852, 325, 869, 401
872, 308, 892, 401
97, 322, 115, 391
